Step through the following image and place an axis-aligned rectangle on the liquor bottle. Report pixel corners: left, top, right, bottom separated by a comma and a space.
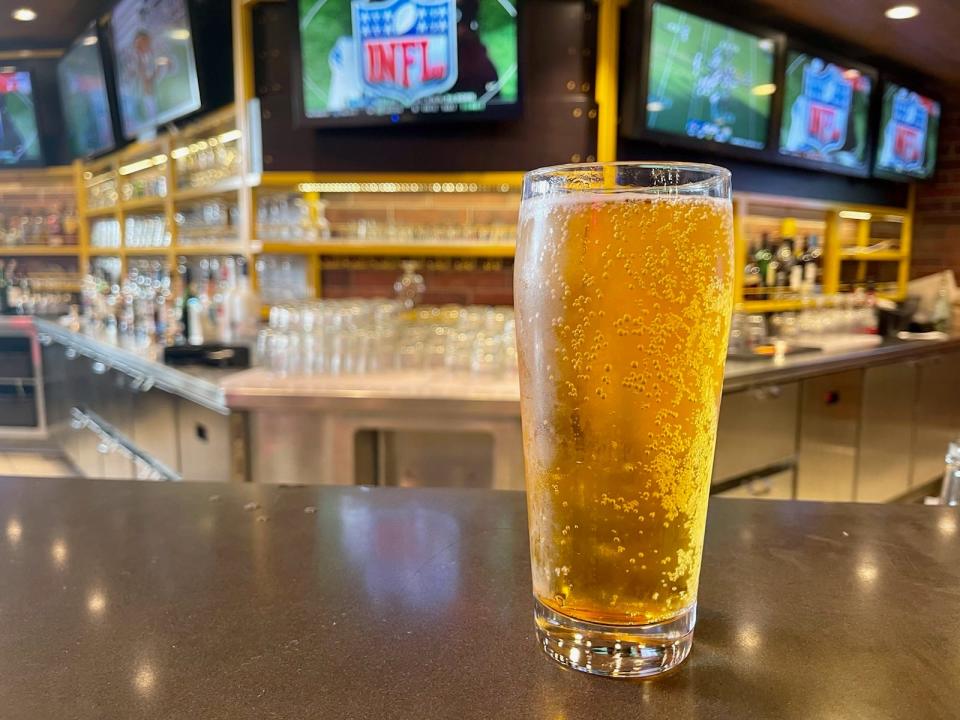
775, 237, 795, 289
228, 259, 260, 342
800, 235, 823, 289
47, 206, 63, 245
0, 261, 8, 314
754, 233, 773, 299
63, 205, 79, 240
933, 275, 953, 333
180, 266, 203, 345
743, 238, 762, 301
789, 236, 804, 292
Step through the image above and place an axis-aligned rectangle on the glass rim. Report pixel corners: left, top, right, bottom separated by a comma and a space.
523, 160, 731, 194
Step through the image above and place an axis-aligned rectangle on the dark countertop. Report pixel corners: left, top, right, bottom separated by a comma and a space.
0, 477, 956, 719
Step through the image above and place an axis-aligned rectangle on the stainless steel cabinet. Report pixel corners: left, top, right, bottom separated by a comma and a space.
177, 399, 234, 482
797, 370, 863, 502
714, 469, 794, 500
857, 362, 916, 502
912, 351, 960, 488
132, 388, 181, 474
713, 383, 799, 484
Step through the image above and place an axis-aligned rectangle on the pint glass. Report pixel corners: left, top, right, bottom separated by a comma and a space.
515, 162, 734, 677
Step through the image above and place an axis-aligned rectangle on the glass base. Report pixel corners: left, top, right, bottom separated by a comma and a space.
534, 599, 695, 678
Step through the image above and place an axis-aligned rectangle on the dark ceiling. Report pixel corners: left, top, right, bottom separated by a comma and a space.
0, 0, 958, 87
0, 0, 115, 51
746, 0, 960, 87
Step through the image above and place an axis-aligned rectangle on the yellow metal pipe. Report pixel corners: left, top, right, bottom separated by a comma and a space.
595, 0, 625, 162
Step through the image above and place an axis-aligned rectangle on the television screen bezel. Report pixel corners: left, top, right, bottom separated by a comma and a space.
57, 20, 120, 160
107, 0, 204, 141
0, 66, 45, 168
287, 0, 524, 129
775, 40, 878, 179
622, 0, 786, 162
872, 76, 942, 183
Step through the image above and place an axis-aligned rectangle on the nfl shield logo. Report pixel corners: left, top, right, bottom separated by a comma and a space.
351, 0, 459, 107
890, 89, 928, 171
798, 62, 851, 154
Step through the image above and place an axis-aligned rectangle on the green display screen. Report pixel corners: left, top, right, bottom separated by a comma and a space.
645, 2, 775, 150
296, 0, 519, 122
0, 71, 42, 166
874, 83, 940, 180
779, 51, 872, 172
58, 30, 116, 158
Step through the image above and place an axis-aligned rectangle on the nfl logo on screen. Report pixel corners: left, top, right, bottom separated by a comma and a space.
799, 62, 851, 153
351, 0, 459, 107
890, 90, 927, 171
784, 59, 854, 156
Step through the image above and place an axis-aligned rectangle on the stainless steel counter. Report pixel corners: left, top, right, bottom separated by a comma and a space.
223, 336, 960, 410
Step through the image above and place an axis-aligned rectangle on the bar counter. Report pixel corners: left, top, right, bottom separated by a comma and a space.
0, 476, 956, 719
26, 315, 960, 407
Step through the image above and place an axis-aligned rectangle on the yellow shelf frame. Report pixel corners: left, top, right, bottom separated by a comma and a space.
0, 246, 82, 256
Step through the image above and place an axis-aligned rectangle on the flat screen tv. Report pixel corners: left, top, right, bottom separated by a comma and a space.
0, 70, 43, 166
874, 82, 940, 181
292, 0, 521, 126
778, 50, 874, 176
109, 0, 202, 139
58, 24, 117, 159
643, 1, 777, 151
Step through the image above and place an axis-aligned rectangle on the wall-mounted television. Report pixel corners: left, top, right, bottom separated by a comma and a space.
291, 0, 521, 127
642, 1, 778, 152
778, 49, 874, 177
0, 70, 43, 167
109, 0, 202, 139
874, 82, 940, 181
58, 23, 117, 159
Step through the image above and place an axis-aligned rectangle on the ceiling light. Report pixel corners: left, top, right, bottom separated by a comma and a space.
839, 210, 873, 221
168, 28, 191, 41
885, 4, 920, 19
11, 7, 37, 22
82, 35, 98, 46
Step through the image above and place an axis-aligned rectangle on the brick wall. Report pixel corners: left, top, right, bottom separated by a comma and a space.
321, 258, 515, 306
912, 91, 960, 279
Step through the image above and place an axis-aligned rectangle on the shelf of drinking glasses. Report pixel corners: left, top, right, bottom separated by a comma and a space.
252, 241, 516, 258
120, 196, 168, 212
173, 177, 244, 202
0, 246, 81, 256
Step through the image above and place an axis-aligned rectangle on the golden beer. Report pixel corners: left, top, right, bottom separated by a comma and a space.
515, 163, 733, 677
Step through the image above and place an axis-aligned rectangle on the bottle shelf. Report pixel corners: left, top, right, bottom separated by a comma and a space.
121, 196, 167, 213
0, 246, 81, 256
173, 177, 244, 202
839, 250, 904, 262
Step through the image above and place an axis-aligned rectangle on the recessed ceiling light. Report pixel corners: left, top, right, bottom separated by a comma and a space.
82, 35, 98, 46
11, 7, 37, 22
885, 4, 920, 19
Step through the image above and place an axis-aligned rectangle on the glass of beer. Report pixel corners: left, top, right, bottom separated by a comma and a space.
515, 162, 734, 678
